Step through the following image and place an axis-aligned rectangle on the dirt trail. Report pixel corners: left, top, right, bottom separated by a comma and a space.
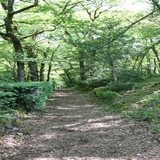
0, 88, 160, 160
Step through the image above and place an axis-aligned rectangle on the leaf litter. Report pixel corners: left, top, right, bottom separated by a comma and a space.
0, 88, 160, 160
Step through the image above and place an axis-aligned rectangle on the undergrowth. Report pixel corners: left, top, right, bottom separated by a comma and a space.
88, 76, 160, 133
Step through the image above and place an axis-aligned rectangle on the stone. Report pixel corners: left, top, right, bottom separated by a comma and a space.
5, 123, 13, 129
0, 126, 5, 135
12, 127, 19, 131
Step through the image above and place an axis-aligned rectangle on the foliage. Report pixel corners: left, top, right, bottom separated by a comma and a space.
116, 69, 146, 82
127, 90, 160, 123
0, 91, 16, 110
76, 78, 111, 91
0, 82, 54, 112
0, 114, 12, 125
96, 91, 120, 101
105, 82, 135, 92
0, 0, 159, 85
0, 109, 18, 125
0, 0, 159, 132
152, 126, 160, 134
96, 76, 160, 131
23, 126, 35, 135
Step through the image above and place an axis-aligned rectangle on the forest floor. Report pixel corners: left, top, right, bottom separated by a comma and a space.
0, 88, 160, 160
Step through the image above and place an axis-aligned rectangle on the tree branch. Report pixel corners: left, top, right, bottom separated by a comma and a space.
12, 2, 38, 15
81, 3, 114, 22
109, 10, 157, 44
151, 0, 160, 11
20, 28, 56, 40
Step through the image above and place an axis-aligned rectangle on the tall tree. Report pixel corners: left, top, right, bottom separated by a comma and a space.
0, 0, 38, 81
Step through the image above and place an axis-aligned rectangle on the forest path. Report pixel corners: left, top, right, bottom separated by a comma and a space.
0, 88, 160, 160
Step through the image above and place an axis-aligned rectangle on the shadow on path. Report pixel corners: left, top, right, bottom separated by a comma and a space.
0, 89, 160, 160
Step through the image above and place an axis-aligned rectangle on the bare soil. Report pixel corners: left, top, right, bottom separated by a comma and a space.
0, 88, 160, 160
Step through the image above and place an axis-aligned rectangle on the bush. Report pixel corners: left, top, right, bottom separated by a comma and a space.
127, 90, 160, 123
0, 82, 54, 112
105, 82, 135, 92
0, 91, 16, 110
0, 114, 13, 125
96, 91, 120, 101
116, 69, 145, 82
128, 106, 160, 123
76, 78, 111, 91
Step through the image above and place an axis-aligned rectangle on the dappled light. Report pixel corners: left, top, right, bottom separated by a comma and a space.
32, 156, 129, 160
0, 0, 160, 159
71, 121, 122, 132
1, 89, 159, 159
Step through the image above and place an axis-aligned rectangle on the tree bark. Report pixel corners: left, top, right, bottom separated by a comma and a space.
79, 60, 86, 81
40, 62, 45, 81
107, 52, 117, 82
25, 46, 39, 81
152, 46, 160, 73
40, 52, 47, 81
0, 0, 39, 81
4, 1, 25, 81
47, 45, 59, 81
79, 51, 87, 81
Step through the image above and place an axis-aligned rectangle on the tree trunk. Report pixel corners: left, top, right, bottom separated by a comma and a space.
25, 46, 39, 81
4, 1, 25, 82
47, 45, 59, 81
79, 51, 86, 81
40, 52, 47, 81
12, 36, 25, 82
40, 62, 45, 81
152, 46, 160, 73
63, 69, 73, 84
47, 63, 52, 82
79, 60, 86, 80
0, 0, 39, 81
154, 58, 157, 74
108, 54, 117, 82
28, 61, 39, 81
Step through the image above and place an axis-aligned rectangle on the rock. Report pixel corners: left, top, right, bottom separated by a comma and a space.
0, 126, 5, 135
5, 123, 13, 129
12, 127, 19, 131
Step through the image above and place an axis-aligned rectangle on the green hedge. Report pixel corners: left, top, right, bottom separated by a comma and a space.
0, 91, 16, 110
0, 82, 54, 112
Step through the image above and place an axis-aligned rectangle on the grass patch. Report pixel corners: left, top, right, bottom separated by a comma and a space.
90, 76, 160, 132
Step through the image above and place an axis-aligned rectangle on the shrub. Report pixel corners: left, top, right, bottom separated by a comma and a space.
127, 90, 160, 123
76, 78, 111, 91
96, 91, 120, 101
0, 91, 16, 110
128, 106, 160, 123
116, 69, 145, 82
0, 114, 13, 125
105, 82, 135, 92
0, 82, 54, 112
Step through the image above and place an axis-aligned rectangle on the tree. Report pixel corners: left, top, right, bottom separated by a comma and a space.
0, 0, 38, 81
0, 0, 159, 85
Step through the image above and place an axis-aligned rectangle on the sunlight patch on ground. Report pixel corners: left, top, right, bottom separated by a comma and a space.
87, 115, 121, 123
62, 115, 83, 119
56, 104, 95, 110
32, 156, 131, 160
56, 106, 78, 110
0, 135, 22, 148
64, 122, 82, 127
39, 134, 58, 140
72, 120, 123, 132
